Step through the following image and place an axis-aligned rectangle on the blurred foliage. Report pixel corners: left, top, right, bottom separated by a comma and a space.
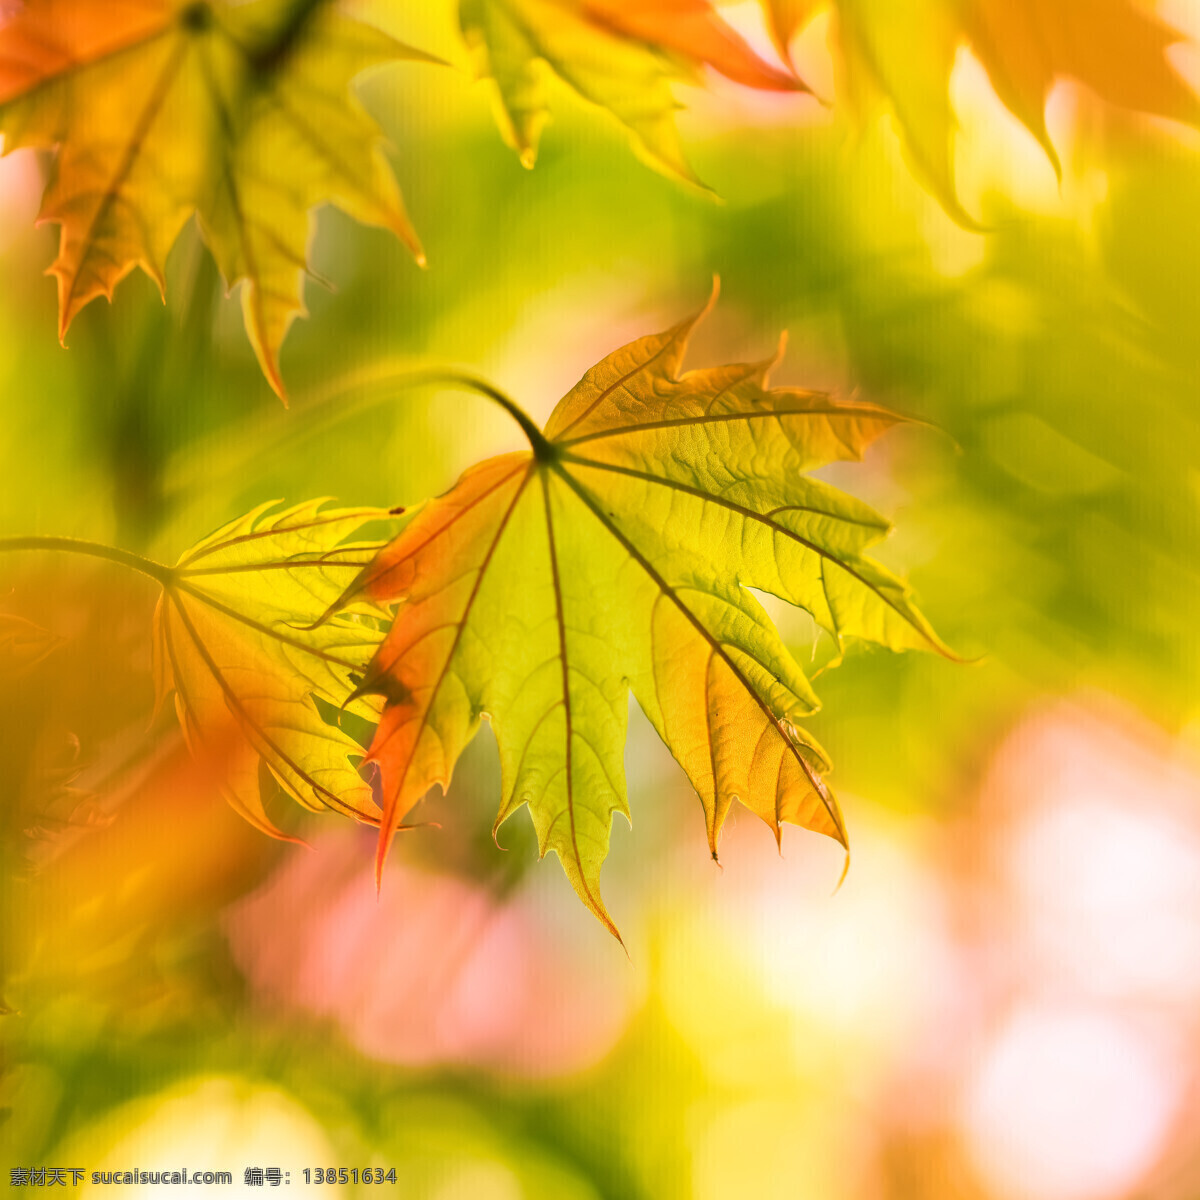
3, 1, 1200, 1197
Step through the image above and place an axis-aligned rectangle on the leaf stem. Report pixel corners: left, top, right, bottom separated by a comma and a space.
0, 537, 172, 585
167, 364, 556, 498
390, 369, 553, 459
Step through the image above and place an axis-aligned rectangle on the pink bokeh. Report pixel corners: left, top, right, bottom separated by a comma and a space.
225, 829, 641, 1077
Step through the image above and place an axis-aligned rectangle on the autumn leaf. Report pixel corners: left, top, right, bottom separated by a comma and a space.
0, 0, 437, 400
340, 287, 951, 937
152, 500, 397, 839
459, 0, 804, 184
761, 0, 1200, 225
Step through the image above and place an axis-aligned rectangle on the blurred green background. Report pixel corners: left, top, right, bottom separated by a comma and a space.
5, 3, 1200, 1197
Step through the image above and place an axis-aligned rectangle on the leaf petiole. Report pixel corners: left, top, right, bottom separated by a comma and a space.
405, 370, 554, 459
0, 536, 173, 586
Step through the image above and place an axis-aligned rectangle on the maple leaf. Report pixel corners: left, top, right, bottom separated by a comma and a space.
761, 0, 1200, 225
340, 288, 952, 937
0, 0, 437, 400
151, 500, 396, 838
459, 0, 804, 184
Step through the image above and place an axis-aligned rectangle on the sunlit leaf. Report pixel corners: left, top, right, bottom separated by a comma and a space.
0, 0, 437, 399
460, 0, 804, 184
343, 288, 951, 936
762, 0, 1200, 224
153, 500, 395, 839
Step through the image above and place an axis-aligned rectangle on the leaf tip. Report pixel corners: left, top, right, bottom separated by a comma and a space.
54, 299, 73, 348
252, 339, 291, 405
831, 847, 850, 895
297, 585, 355, 632
600, 908, 627, 951
769, 328, 789, 373
263, 824, 309, 848
948, 644, 987, 667
373, 826, 391, 890
491, 815, 510, 852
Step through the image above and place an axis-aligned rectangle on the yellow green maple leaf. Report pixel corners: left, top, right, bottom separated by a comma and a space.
459, 0, 805, 185
151, 499, 398, 838
0, 0, 437, 400
761, 0, 1200, 225
339, 289, 952, 938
